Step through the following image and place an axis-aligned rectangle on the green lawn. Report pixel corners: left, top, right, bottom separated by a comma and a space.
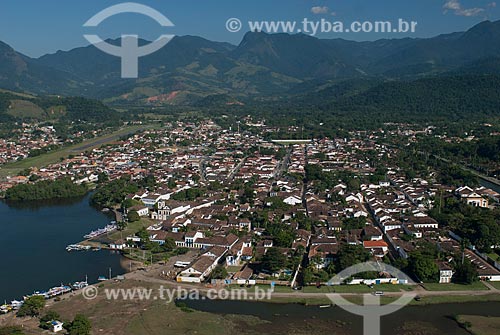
422, 282, 489, 291
227, 266, 243, 273
487, 253, 500, 262
106, 218, 153, 242
0, 125, 149, 178
302, 284, 412, 294
486, 281, 500, 290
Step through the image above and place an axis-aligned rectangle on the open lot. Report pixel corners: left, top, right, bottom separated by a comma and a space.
422, 282, 489, 291
456, 315, 500, 335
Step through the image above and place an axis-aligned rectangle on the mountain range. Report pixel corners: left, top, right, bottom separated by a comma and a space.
1, 20, 500, 106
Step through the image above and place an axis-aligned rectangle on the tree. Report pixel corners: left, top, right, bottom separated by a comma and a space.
335, 244, 370, 272
163, 237, 176, 252
209, 265, 228, 280
453, 259, 479, 284
97, 173, 109, 184
305, 164, 323, 181
136, 228, 150, 243
167, 178, 177, 189
262, 248, 287, 273
17, 296, 45, 317
302, 266, 314, 284
127, 211, 140, 222
67, 314, 91, 335
5, 177, 87, 201
408, 253, 439, 282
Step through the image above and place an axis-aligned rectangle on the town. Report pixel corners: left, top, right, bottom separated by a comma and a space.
1, 117, 499, 296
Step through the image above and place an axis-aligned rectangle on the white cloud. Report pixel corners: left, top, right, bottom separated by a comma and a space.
311, 6, 330, 15
488, 2, 497, 7
443, 0, 485, 16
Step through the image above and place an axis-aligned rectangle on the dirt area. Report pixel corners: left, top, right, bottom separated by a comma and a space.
456, 315, 500, 335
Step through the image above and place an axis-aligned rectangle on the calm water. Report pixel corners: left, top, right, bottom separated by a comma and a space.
185, 300, 500, 334
0, 194, 125, 302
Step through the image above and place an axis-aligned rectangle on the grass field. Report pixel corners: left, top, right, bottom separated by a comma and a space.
106, 218, 153, 242
0, 125, 149, 178
485, 281, 500, 290
422, 282, 489, 291
410, 294, 500, 306
301, 284, 413, 294
6, 100, 45, 118
487, 252, 500, 262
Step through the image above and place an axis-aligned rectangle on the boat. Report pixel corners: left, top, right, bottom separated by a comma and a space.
72, 281, 88, 290
319, 304, 332, 308
0, 304, 11, 314
46, 285, 72, 298
98, 276, 108, 281
24, 291, 48, 300
83, 224, 117, 239
66, 244, 92, 252
10, 300, 23, 310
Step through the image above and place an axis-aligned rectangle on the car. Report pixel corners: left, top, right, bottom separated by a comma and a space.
374, 291, 384, 296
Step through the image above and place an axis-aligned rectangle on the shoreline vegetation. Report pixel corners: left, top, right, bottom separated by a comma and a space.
3, 276, 500, 335
3, 177, 88, 201
454, 315, 500, 335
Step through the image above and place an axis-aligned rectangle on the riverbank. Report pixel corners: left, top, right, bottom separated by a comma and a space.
3, 263, 500, 335
455, 315, 500, 335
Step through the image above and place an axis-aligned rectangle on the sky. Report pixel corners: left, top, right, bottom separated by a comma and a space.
0, 0, 499, 57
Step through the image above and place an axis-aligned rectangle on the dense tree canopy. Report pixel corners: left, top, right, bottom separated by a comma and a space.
5, 177, 87, 201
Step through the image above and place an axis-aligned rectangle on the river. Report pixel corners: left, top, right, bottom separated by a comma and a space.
0, 194, 125, 302
184, 299, 500, 334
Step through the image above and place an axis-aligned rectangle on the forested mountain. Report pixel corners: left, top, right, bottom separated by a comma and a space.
0, 20, 500, 109
0, 90, 121, 123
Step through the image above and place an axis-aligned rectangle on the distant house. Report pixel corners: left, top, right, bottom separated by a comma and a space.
151, 201, 171, 220
308, 244, 338, 269
283, 195, 302, 206
52, 321, 64, 333
109, 239, 127, 250
129, 206, 149, 217
437, 262, 454, 284
362, 226, 383, 241
456, 186, 489, 208
176, 247, 227, 283
363, 240, 389, 253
